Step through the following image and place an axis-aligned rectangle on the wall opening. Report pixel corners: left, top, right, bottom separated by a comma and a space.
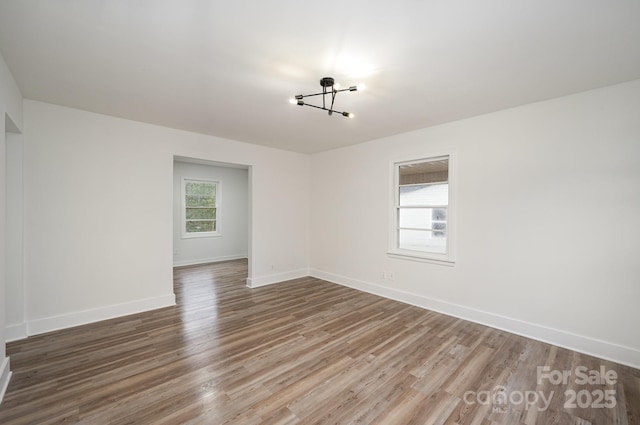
172, 156, 251, 279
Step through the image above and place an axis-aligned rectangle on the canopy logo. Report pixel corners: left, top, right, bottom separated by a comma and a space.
463, 386, 553, 413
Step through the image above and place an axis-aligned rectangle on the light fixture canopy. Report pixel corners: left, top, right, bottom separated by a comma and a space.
291, 77, 362, 118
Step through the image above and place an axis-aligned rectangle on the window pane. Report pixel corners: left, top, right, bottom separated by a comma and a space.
186, 208, 216, 220
399, 208, 447, 229
432, 208, 447, 221
398, 229, 447, 254
186, 182, 216, 196
186, 195, 215, 207
432, 222, 446, 237
399, 184, 448, 206
186, 220, 216, 233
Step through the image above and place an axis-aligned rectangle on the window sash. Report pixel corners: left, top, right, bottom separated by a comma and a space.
182, 178, 220, 238
389, 154, 454, 264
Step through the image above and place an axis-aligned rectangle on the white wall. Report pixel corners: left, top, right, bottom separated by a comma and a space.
310, 79, 640, 368
22, 100, 309, 334
0, 51, 23, 403
173, 161, 248, 266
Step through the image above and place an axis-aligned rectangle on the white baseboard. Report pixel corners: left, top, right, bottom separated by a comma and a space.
5, 323, 27, 342
310, 269, 640, 370
173, 254, 247, 267
0, 357, 11, 405
246, 268, 310, 288
26, 293, 176, 336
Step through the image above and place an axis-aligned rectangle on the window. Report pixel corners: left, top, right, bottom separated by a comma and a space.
389, 154, 455, 264
182, 178, 220, 238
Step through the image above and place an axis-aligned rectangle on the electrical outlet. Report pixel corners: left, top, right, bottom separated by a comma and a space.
387, 271, 395, 281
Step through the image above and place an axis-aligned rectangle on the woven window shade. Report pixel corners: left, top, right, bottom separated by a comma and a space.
399, 159, 448, 185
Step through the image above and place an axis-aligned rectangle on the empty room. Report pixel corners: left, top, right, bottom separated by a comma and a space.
0, 1, 639, 424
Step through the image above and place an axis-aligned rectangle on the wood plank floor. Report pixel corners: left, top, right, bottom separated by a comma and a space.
1, 259, 638, 424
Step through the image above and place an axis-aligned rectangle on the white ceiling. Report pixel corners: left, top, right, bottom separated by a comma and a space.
1, 1, 639, 154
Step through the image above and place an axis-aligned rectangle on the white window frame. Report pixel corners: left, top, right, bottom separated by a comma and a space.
181, 177, 221, 239
388, 152, 456, 265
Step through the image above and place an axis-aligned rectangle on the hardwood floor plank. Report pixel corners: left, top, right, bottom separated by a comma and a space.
1, 259, 638, 424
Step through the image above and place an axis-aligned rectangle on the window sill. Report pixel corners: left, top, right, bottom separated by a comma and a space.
387, 251, 455, 267
182, 232, 221, 239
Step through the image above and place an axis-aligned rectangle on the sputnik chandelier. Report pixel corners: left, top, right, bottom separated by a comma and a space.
290, 77, 365, 118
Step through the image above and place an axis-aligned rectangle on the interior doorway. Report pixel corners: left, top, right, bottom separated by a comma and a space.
172, 156, 251, 279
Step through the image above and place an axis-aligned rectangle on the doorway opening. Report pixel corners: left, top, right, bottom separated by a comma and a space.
172, 156, 251, 281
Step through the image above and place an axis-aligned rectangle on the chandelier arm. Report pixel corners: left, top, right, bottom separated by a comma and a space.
301, 103, 348, 116
330, 90, 337, 113
301, 92, 324, 98
299, 89, 350, 98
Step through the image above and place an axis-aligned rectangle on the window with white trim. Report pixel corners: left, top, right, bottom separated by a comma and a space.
389, 154, 455, 264
182, 178, 220, 238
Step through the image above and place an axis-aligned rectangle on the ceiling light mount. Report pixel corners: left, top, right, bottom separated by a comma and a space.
290, 77, 363, 118
319, 77, 335, 88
